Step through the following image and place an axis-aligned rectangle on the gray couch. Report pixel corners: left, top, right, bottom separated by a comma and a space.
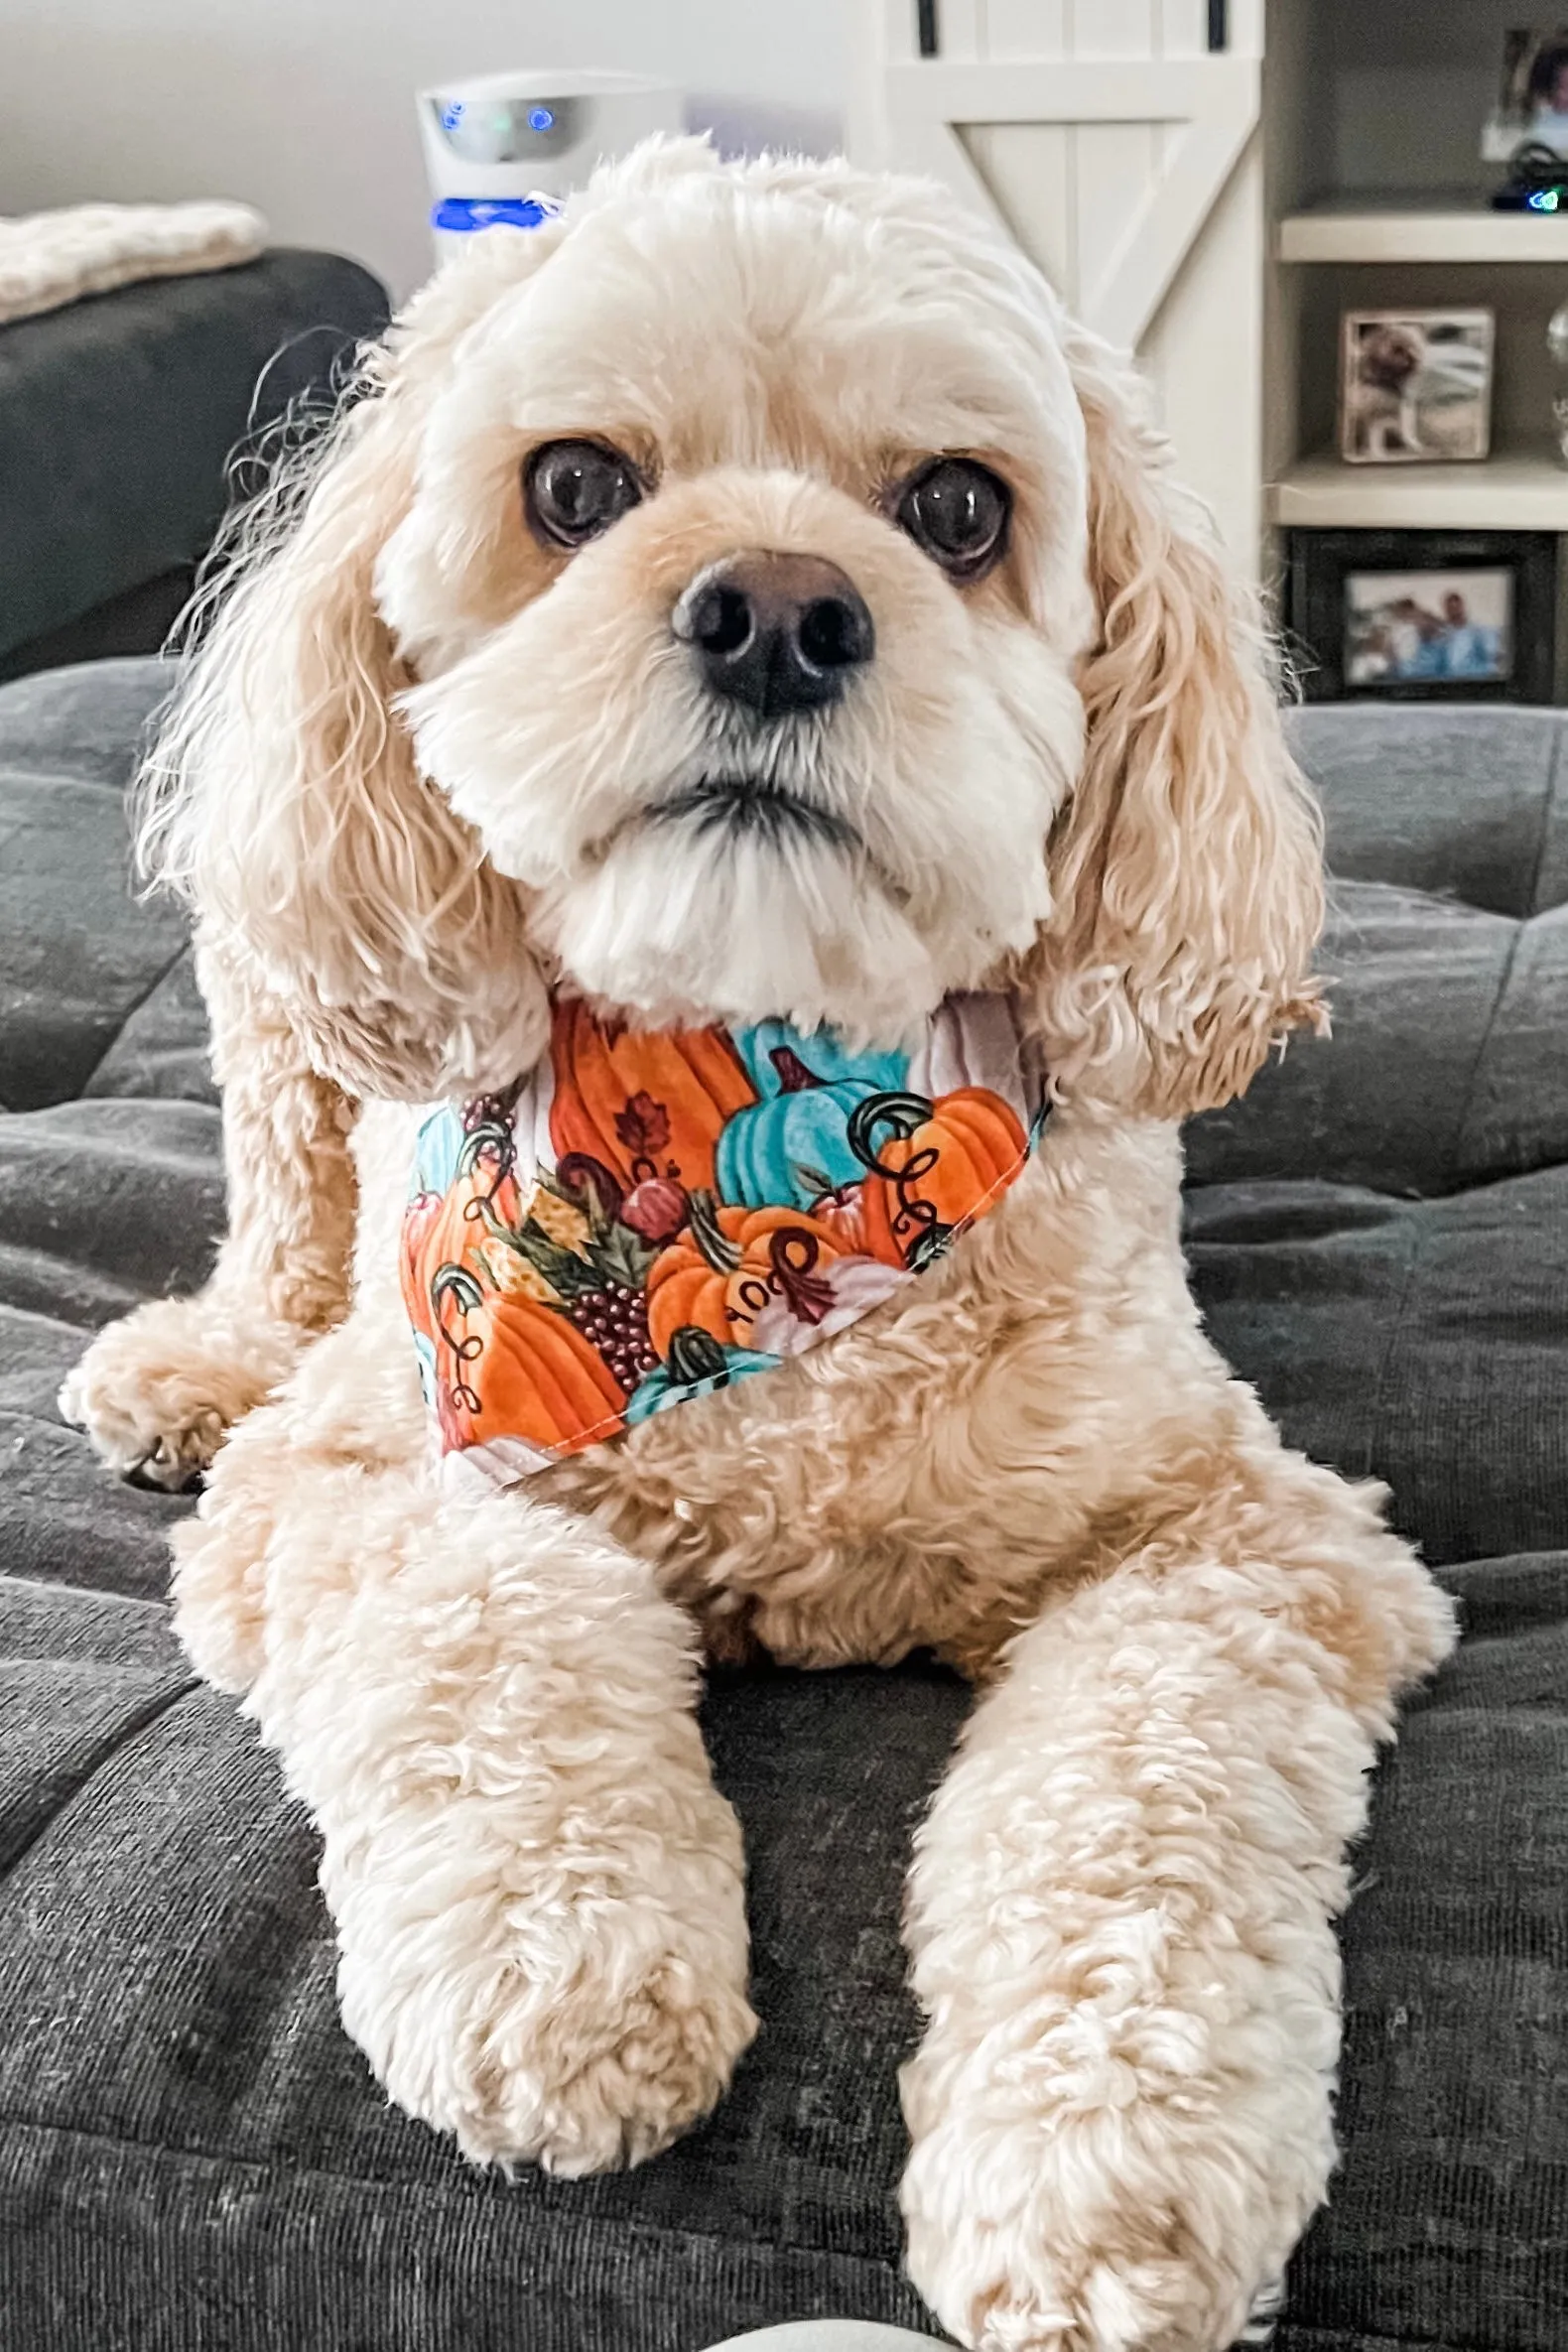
0, 254, 388, 682
0, 659, 1563, 2351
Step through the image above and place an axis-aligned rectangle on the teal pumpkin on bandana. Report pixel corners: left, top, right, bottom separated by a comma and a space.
715, 1022, 909, 1211
403, 992, 1046, 1490
624, 1326, 784, 1428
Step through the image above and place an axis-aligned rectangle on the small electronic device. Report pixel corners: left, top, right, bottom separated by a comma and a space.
1490, 141, 1568, 211
418, 69, 682, 259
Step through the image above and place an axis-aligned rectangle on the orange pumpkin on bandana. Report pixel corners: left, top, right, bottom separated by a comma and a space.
402, 995, 1047, 1486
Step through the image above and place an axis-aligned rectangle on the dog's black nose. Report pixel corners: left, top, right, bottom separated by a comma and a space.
672, 552, 874, 719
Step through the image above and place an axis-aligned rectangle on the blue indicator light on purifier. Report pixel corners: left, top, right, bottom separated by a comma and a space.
432, 196, 561, 233
528, 106, 555, 132
1530, 188, 1561, 210
440, 100, 465, 131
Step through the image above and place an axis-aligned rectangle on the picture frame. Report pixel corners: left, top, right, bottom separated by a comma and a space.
1496, 26, 1568, 153
1338, 310, 1495, 465
1285, 530, 1561, 705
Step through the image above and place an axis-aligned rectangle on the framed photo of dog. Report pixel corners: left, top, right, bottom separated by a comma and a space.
1287, 529, 1561, 704
1338, 310, 1496, 465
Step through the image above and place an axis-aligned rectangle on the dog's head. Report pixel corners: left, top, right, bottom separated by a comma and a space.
146, 140, 1321, 1115
1359, 324, 1423, 393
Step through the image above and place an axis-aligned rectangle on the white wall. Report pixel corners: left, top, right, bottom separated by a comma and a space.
1317, 0, 1522, 199
0, 0, 848, 301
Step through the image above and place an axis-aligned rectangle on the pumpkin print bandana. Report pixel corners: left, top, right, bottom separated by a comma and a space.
401, 993, 1048, 1488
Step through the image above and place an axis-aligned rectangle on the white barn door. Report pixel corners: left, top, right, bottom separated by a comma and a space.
853, 1, 1267, 570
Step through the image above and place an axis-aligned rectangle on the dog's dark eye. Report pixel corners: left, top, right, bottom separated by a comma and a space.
525, 440, 642, 549
895, 458, 1010, 580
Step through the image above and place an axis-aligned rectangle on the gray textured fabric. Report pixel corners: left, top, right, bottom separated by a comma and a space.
1286, 702, 1568, 919
706, 2328, 942, 2348
0, 661, 1564, 2352
1187, 705, 1568, 1194
0, 251, 388, 663
85, 947, 215, 1105
1189, 1164, 1568, 1567
0, 659, 186, 1111
0, 1096, 221, 1599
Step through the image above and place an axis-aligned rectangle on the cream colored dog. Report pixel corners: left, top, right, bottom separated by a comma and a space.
62, 142, 1454, 2352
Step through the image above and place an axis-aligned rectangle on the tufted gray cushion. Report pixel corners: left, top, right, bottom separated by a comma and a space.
1186, 704, 1568, 1194
0, 661, 1563, 2351
0, 659, 186, 1111
0, 251, 389, 668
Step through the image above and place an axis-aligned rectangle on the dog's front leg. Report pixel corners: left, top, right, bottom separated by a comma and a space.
899, 1493, 1453, 2352
180, 1396, 755, 2172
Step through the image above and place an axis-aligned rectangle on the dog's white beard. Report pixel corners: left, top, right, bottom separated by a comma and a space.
535, 818, 944, 1044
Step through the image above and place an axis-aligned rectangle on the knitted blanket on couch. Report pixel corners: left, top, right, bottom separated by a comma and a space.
0, 200, 266, 327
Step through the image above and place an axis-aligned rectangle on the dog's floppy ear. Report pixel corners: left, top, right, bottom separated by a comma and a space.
1029, 325, 1325, 1118
137, 233, 558, 1102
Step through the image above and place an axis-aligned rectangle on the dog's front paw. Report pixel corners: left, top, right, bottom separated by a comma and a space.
59, 1295, 301, 1489
335, 1829, 756, 2173
900, 2027, 1327, 2352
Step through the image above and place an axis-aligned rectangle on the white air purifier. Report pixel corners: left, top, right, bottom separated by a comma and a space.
418, 68, 682, 259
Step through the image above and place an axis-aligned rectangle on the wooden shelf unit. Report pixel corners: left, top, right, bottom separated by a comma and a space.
1270, 441, 1568, 531
1279, 196, 1568, 267
1262, 5, 1568, 650
859, 0, 1567, 651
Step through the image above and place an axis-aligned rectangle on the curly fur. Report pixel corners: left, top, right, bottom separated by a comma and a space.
63, 140, 1454, 2352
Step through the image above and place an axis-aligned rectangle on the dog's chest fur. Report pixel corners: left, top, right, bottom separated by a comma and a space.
357, 1101, 1215, 1679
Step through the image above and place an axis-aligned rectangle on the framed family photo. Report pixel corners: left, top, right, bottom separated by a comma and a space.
1338, 310, 1495, 465
1497, 26, 1568, 151
1286, 531, 1561, 704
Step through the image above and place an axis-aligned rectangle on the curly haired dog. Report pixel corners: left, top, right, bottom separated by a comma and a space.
62, 142, 1455, 2352
1344, 320, 1425, 460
